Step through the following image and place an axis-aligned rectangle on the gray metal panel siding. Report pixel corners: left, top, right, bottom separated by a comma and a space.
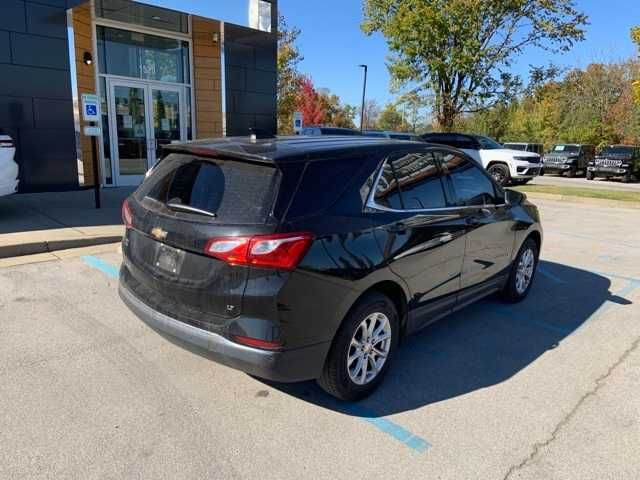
224, 23, 277, 137
0, 0, 78, 192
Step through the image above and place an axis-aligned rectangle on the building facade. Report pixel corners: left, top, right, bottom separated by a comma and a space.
0, 0, 277, 191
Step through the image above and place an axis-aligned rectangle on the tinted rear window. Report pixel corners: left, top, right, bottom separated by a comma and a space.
285, 158, 364, 218
139, 153, 280, 224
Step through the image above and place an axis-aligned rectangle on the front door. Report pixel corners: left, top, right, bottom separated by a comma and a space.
108, 80, 185, 186
370, 149, 467, 334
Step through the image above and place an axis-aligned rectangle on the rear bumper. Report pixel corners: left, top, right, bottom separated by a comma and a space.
0, 178, 18, 197
119, 279, 330, 382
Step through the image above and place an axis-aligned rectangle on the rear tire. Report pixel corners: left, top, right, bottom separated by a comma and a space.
501, 237, 539, 303
317, 292, 399, 401
488, 163, 511, 186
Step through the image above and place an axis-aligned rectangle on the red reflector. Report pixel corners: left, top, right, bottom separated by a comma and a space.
122, 199, 133, 229
204, 232, 313, 270
233, 335, 283, 350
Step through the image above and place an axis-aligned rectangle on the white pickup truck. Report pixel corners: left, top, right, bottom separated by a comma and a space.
0, 133, 19, 196
422, 133, 542, 186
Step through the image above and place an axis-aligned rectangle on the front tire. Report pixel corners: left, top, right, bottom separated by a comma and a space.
488, 163, 511, 186
318, 292, 399, 401
501, 237, 539, 303
586, 171, 594, 180
566, 167, 577, 178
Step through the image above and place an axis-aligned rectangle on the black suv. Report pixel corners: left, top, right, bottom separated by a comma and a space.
587, 145, 640, 183
543, 144, 595, 177
119, 136, 543, 400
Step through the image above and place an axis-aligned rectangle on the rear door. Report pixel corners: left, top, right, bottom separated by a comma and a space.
370, 148, 467, 333
122, 153, 283, 327
439, 151, 516, 303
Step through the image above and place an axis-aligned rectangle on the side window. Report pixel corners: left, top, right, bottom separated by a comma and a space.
374, 151, 447, 210
374, 162, 404, 210
286, 158, 364, 218
440, 152, 496, 206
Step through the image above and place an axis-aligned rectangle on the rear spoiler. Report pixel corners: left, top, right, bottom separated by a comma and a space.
162, 143, 276, 166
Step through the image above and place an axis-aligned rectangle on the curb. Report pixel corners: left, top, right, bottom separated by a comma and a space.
522, 192, 640, 209
0, 235, 123, 259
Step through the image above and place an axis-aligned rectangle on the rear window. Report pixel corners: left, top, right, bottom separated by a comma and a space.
139, 153, 280, 224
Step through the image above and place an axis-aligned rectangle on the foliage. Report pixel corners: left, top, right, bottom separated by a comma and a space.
362, 0, 588, 131
319, 91, 358, 128
362, 99, 381, 130
460, 60, 640, 148
377, 103, 410, 131
633, 27, 640, 106
297, 77, 326, 126
277, 15, 303, 134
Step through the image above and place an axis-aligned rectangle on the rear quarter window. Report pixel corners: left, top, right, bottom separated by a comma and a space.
138, 153, 280, 224
285, 157, 366, 219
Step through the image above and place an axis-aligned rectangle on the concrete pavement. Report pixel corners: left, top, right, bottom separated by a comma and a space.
1, 198, 639, 479
0, 188, 132, 258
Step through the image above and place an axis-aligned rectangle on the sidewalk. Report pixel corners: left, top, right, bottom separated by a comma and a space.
0, 187, 133, 258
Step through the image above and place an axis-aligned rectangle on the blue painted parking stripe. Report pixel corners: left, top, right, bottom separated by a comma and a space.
343, 403, 431, 453
81, 255, 431, 453
82, 256, 119, 279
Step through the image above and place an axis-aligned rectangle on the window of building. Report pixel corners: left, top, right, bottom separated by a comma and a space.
96, 26, 190, 84
95, 0, 189, 34
249, 0, 272, 33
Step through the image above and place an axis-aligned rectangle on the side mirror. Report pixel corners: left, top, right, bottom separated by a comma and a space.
505, 189, 524, 205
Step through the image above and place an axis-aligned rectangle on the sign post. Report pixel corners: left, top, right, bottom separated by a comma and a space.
293, 111, 303, 135
81, 94, 101, 209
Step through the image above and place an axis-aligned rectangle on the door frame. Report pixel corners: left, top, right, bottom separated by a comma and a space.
107, 78, 187, 186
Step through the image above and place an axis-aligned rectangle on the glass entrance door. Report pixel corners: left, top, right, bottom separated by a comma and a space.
151, 87, 182, 163
108, 79, 185, 186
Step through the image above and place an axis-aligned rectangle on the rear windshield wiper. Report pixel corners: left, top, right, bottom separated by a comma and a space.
166, 203, 217, 218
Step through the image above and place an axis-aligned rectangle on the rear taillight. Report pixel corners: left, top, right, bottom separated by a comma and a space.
122, 199, 133, 229
232, 335, 283, 350
204, 232, 313, 270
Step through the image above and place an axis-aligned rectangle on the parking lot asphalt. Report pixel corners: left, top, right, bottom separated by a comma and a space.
1, 198, 639, 479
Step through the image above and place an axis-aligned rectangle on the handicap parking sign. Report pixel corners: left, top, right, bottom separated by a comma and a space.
81, 93, 100, 122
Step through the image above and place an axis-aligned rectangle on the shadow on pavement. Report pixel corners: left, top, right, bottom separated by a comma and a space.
263, 260, 632, 416
0, 187, 134, 234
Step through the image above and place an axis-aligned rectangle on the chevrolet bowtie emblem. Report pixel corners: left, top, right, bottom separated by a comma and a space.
151, 227, 168, 241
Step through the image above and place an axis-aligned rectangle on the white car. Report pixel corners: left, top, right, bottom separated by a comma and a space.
0, 133, 19, 196
422, 133, 542, 186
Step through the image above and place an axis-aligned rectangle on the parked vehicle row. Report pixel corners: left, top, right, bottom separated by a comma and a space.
421, 133, 542, 186
0, 131, 19, 197
542, 144, 595, 178
587, 145, 640, 183
119, 135, 542, 400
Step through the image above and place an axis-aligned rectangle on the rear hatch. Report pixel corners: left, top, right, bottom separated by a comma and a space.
122, 152, 282, 329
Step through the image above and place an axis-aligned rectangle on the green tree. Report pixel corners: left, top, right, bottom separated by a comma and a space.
632, 27, 640, 105
377, 103, 409, 131
319, 91, 358, 128
362, 0, 588, 131
277, 15, 303, 134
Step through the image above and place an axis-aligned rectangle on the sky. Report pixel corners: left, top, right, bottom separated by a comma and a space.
146, 0, 638, 110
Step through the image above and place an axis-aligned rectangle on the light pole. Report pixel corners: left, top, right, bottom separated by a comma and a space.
358, 64, 368, 131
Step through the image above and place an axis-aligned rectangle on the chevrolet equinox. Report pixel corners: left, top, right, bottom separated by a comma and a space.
119, 136, 543, 400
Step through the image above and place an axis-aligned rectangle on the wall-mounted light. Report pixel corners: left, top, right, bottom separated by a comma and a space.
212, 33, 219, 43
83, 51, 93, 66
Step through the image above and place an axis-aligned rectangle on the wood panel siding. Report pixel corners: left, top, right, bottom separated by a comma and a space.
192, 17, 223, 139
72, 4, 97, 186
